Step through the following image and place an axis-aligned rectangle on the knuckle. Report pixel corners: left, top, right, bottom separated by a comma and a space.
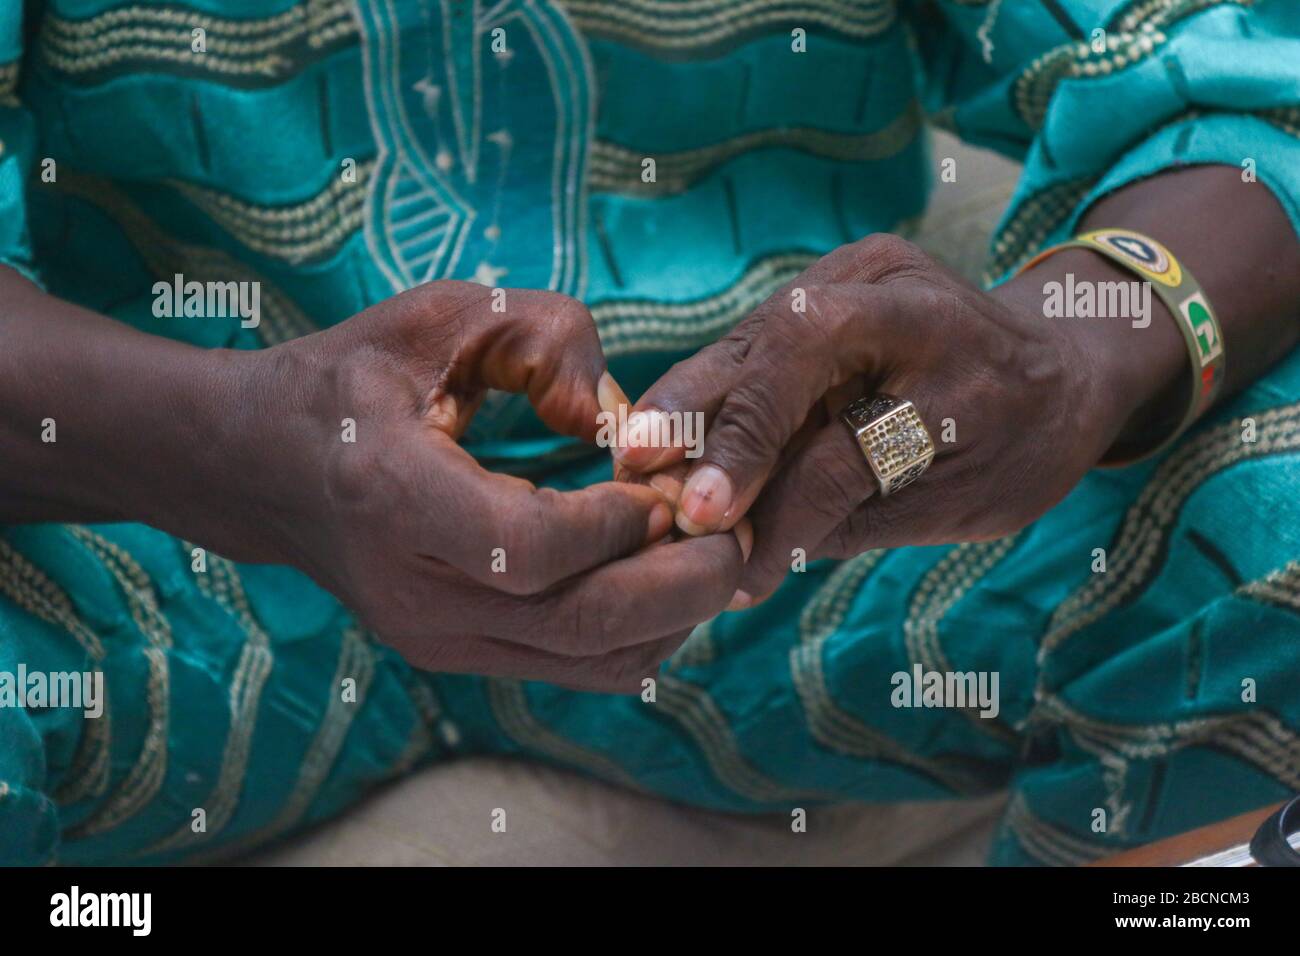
489, 501, 550, 595
753, 289, 839, 392
786, 473, 855, 528
850, 233, 928, 281
653, 340, 747, 410
703, 334, 751, 375
791, 283, 843, 352
536, 291, 594, 336
797, 283, 836, 321
591, 494, 643, 555
818, 509, 872, 559
400, 280, 484, 328
806, 454, 869, 520
556, 585, 625, 654
610, 641, 674, 690
713, 385, 788, 466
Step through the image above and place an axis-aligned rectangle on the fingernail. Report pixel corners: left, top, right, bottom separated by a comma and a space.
610, 410, 648, 461
678, 464, 733, 533
648, 472, 684, 507
727, 590, 753, 612
674, 510, 711, 536
597, 371, 630, 417
646, 501, 674, 542
732, 517, 754, 562
612, 410, 675, 470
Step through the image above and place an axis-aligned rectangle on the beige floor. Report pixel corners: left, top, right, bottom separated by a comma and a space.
250, 134, 1021, 867
249, 756, 1007, 866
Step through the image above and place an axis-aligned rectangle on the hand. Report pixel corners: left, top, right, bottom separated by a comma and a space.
616, 234, 1166, 606
212, 281, 748, 690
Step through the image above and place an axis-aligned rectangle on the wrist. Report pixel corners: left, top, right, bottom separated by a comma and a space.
112, 344, 277, 557
992, 246, 1189, 462
157, 342, 329, 566
0, 272, 277, 539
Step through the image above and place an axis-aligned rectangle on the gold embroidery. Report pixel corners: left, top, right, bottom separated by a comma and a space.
64, 528, 171, 838
561, 0, 896, 50
669, 618, 717, 669
145, 550, 274, 854
487, 680, 637, 787
0, 61, 18, 108
0, 539, 112, 803
593, 251, 815, 356
167, 160, 374, 265
1004, 792, 1108, 866
52, 172, 318, 346
988, 104, 1300, 282
189, 626, 375, 862
388, 719, 435, 778
589, 103, 921, 197
984, 177, 1094, 283
791, 551, 990, 793
41, 0, 357, 78
1034, 693, 1300, 792
1238, 559, 1300, 612
904, 536, 1021, 741
1261, 106, 1300, 140
0, 540, 105, 661
656, 673, 834, 803
1012, 0, 1252, 130
1041, 406, 1300, 666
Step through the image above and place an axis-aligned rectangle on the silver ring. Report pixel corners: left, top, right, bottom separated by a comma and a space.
840, 394, 935, 497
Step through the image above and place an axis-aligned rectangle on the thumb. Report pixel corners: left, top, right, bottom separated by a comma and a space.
450, 287, 612, 442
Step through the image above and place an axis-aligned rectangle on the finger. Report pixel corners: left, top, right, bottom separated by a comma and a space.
736, 475, 951, 612
613, 264, 847, 475
734, 419, 878, 605
614, 457, 691, 508
612, 236, 932, 475
477, 527, 749, 656
611, 340, 746, 473
416, 433, 676, 594
738, 373, 957, 602
799, 233, 936, 286
462, 288, 619, 442
389, 281, 615, 443
698, 402, 828, 535
808, 454, 978, 561
676, 281, 927, 535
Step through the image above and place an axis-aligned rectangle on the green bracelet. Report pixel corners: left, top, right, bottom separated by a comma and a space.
1020, 228, 1225, 465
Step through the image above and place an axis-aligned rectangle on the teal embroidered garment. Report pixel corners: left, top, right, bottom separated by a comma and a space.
2, 0, 1300, 865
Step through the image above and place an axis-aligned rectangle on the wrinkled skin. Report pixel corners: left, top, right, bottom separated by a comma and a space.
614, 234, 1136, 607
227, 281, 750, 690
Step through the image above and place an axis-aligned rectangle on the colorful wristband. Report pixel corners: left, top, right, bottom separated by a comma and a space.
1019, 228, 1225, 465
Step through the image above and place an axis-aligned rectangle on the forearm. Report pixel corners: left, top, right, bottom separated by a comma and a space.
0, 266, 259, 544
992, 164, 1300, 460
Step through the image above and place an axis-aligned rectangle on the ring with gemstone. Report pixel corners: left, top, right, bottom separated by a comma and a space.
840, 394, 935, 497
